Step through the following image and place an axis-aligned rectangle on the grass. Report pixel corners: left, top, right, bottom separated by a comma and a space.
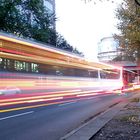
131, 98, 140, 102
120, 115, 140, 124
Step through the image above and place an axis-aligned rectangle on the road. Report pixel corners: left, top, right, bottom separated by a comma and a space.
0, 93, 131, 140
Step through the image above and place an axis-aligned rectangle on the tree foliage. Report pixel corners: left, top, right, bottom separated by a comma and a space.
115, 0, 140, 63
0, 0, 83, 56
0, 0, 56, 45
56, 34, 84, 56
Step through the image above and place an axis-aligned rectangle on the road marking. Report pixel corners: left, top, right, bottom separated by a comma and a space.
0, 111, 34, 121
58, 101, 77, 107
0, 100, 78, 113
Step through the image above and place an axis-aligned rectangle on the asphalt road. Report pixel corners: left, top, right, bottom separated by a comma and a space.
0, 93, 130, 140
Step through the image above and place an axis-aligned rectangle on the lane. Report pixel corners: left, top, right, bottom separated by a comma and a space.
58, 101, 77, 107
0, 93, 128, 140
0, 86, 118, 107
0, 91, 116, 114
0, 86, 118, 113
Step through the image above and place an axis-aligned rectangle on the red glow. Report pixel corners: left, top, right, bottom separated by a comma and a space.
0, 47, 33, 57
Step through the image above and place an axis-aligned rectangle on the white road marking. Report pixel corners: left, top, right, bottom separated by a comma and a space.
58, 101, 77, 107
0, 111, 34, 121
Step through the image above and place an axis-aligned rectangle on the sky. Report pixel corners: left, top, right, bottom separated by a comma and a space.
55, 0, 123, 61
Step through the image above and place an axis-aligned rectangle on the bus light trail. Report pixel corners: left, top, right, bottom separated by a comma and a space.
0, 94, 107, 113
0, 90, 106, 106
0, 32, 140, 113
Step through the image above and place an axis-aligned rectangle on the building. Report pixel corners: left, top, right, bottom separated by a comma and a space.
98, 37, 123, 62
97, 36, 140, 82
97, 36, 135, 67
44, 0, 55, 14
44, 0, 56, 29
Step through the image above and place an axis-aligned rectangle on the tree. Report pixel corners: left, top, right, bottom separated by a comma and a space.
115, 0, 140, 63
0, 0, 83, 56
111, 35, 136, 62
0, 0, 56, 45
56, 33, 84, 56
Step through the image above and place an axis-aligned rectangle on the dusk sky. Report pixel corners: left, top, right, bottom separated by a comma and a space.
55, 0, 122, 60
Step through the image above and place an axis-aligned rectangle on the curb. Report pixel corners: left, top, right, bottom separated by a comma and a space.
60, 93, 140, 140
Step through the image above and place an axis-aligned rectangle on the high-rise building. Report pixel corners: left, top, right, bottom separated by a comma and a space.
98, 37, 137, 68
98, 37, 123, 62
44, 0, 56, 29
44, 0, 55, 14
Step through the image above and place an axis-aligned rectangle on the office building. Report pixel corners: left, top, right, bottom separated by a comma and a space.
44, 0, 56, 29
44, 0, 55, 14
98, 37, 123, 62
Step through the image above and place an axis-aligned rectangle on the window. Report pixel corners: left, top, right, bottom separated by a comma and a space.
89, 70, 98, 78
15, 61, 23, 71
100, 69, 120, 79
31, 63, 39, 73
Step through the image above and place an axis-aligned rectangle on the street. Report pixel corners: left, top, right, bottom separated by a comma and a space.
0, 92, 130, 140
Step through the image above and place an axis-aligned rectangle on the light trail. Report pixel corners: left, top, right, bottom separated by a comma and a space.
0, 90, 103, 106
0, 94, 105, 113
0, 97, 63, 106
0, 89, 81, 103
0, 99, 80, 113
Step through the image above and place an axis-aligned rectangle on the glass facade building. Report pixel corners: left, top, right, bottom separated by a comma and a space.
44, 0, 56, 29
44, 0, 55, 14
98, 37, 123, 62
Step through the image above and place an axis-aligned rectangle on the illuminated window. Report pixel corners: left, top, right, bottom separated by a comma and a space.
89, 70, 98, 78
15, 61, 22, 71
25, 62, 30, 72
0, 58, 2, 64
2, 59, 11, 69
31, 63, 39, 73
100, 69, 120, 79
0, 58, 3, 70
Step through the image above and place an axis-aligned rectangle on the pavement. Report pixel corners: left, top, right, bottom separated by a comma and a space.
60, 91, 140, 140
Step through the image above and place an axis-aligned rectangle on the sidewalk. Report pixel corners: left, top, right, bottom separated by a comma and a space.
61, 92, 140, 140
92, 96, 140, 140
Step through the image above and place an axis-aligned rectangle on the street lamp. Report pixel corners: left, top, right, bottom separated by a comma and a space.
135, 0, 140, 6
